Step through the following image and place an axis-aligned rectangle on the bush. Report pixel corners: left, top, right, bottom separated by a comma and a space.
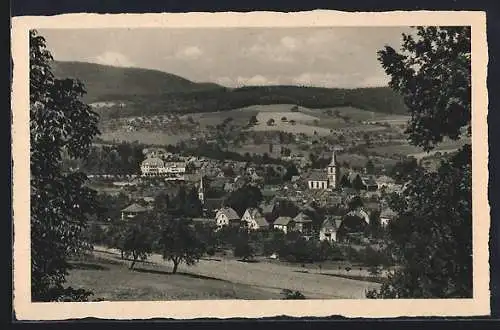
281, 289, 306, 299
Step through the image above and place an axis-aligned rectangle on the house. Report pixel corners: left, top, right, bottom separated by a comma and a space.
361, 176, 378, 191
347, 208, 370, 224
292, 212, 313, 233
273, 216, 294, 234
121, 203, 148, 220
319, 216, 343, 242
307, 170, 329, 190
380, 207, 398, 227
140, 157, 165, 176
241, 208, 269, 230
215, 207, 241, 228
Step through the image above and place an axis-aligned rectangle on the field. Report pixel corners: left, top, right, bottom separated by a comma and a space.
99, 129, 191, 146
368, 137, 470, 158
66, 248, 381, 301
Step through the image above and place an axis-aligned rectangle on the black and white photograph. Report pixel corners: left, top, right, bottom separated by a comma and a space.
12, 11, 489, 319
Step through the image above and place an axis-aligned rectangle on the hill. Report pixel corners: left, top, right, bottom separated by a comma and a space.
51, 61, 408, 118
51, 61, 225, 101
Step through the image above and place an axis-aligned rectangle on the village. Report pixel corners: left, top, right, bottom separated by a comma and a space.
88, 143, 402, 246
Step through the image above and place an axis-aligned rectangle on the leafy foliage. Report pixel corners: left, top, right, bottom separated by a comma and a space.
121, 214, 157, 270
377, 27, 471, 151
30, 30, 100, 301
281, 289, 306, 300
160, 218, 206, 274
368, 27, 472, 298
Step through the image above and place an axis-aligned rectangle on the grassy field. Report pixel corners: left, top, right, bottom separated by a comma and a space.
99, 129, 191, 146
67, 252, 281, 301
368, 138, 470, 158
67, 248, 380, 301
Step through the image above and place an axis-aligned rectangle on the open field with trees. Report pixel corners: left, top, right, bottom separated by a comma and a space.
66, 248, 380, 300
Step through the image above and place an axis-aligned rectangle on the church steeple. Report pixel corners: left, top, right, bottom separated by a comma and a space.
327, 149, 337, 189
329, 149, 336, 166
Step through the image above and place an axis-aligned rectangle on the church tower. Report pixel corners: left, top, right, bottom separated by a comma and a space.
198, 175, 205, 204
327, 149, 337, 189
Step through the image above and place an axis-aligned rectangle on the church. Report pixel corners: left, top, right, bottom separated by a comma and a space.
306, 150, 338, 190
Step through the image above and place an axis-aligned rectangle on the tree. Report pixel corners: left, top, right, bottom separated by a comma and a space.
366, 159, 375, 175
30, 31, 100, 301
249, 115, 258, 126
281, 116, 287, 121
267, 118, 275, 126
283, 163, 299, 181
121, 215, 157, 270
160, 218, 206, 274
268, 143, 273, 154
352, 174, 365, 191
377, 27, 471, 151
289, 120, 296, 125
234, 240, 256, 261
340, 174, 351, 188
226, 186, 263, 217
367, 27, 472, 298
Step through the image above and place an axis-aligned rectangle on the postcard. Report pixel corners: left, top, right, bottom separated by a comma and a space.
11, 10, 490, 320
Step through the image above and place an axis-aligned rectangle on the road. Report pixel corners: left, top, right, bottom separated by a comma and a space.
94, 246, 380, 299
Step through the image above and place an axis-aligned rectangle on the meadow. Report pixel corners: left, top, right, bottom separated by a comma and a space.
66, 248, 381, 301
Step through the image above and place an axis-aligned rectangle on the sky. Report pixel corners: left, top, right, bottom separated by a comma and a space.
38, 27, 413, 88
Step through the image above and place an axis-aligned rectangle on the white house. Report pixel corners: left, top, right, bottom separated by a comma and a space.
319, 216, 343, 242
273, 216, 293, 234
241, 208, 269, 230
380, 207, 397, 227
215, 207, 240, 229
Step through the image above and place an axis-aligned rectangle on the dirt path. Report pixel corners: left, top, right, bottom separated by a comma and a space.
94, 247, 380, 299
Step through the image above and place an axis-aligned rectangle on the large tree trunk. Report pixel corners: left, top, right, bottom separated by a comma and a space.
172, 259, 179, 274
129, 253, 137, 270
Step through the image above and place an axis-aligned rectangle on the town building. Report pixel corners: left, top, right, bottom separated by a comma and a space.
215, 207, 241, 229
319, 216, 343, 242
121, 203, 148, 220
306, 150, 338, 190
273, 216, 293, 234
241, 208, 269, 230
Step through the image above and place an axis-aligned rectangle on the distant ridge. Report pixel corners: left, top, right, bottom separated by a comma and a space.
51, 61, 225, 100
50, 61, 408, 117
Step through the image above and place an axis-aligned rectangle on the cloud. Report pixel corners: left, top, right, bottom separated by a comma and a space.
216, 75, 280, 87
242, 37, 298, 63
175, 46, 203, 59
91, 51, 135, 67
280, 36, 300, 50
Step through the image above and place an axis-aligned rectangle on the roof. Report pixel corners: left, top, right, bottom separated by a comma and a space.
141, 157, 164, 167
293, 212, 313, 223
245, 207, 263, 219
122, 203, 148, 213
361, 176, 378, 186
217, 207, 240, 220
380, 207, 398, 219
322, 216, 342, 230
274, 216, 293, 225
307, 170, 329, 182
